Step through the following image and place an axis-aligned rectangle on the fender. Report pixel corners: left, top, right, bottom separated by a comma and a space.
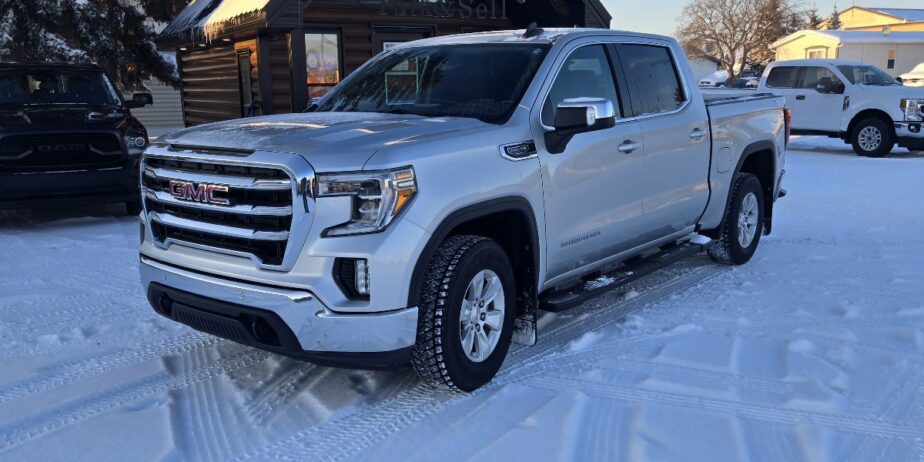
723, 140, 778, 235
407, 196, 541, 308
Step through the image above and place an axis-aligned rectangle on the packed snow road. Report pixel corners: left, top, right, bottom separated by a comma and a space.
1, 139, 924, 461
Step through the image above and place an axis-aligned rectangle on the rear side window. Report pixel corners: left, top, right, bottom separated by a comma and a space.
616, 44, 686, 116
799, 67, 842, 89
766, 67, 799, 88
541, 45, 620, 126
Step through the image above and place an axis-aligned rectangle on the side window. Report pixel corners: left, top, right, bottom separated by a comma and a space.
766, 66, 799, 88
541, 45, 619, 126
616, 44, 686, 116
799, 67, 842, 90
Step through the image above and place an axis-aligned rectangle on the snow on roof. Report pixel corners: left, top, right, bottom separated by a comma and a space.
200, 0, 271, 40
158, 0, 220, 41
870, 8, 924, 22
772, 30, 924, 48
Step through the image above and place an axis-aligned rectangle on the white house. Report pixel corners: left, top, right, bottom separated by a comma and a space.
771, 30, 924, 78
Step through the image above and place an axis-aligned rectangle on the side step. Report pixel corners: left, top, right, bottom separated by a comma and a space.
539, 242, 706, 313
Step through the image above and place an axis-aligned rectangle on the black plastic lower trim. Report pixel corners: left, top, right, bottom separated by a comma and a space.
147, 283, 411, 370
897, 136, 924, 150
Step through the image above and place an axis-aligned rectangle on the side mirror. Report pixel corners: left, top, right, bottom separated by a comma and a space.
126, 92, 153, 109
816, 78, 845, 94
546, 97, 617, 154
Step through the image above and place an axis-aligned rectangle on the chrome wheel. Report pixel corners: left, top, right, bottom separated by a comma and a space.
737, 192, 759, 248
858, 126, 882, 152
459, 269, 505, 363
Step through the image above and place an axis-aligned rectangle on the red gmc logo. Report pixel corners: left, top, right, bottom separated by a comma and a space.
168, 180, 230, 206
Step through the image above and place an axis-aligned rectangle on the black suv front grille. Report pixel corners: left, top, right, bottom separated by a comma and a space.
0, 133, 123, 172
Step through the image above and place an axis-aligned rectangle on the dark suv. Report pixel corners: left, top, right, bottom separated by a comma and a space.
0, 63, 153, 214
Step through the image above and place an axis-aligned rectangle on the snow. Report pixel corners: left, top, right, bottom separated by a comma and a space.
2, 138, 924, 460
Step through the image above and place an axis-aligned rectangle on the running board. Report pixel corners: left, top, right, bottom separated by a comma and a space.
539, 243, 705, 313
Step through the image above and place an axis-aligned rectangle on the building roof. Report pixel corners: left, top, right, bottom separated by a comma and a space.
869, 8, 924, 23
771, 30, 924, 49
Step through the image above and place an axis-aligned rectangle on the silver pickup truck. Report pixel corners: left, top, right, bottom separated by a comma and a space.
139, 28, 788, 391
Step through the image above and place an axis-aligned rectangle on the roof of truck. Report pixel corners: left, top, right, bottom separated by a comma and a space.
389, 28, 675, 49
766, 59, 868, 68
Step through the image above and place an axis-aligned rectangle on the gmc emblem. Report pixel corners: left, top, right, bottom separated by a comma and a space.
168, 180, 230, 206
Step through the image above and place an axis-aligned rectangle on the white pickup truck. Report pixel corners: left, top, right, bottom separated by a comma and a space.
757, 59, 924, 157
139, 28, 787, 391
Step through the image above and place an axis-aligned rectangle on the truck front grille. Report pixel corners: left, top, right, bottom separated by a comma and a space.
0, 133, 123, 172
142, 155, 298, 267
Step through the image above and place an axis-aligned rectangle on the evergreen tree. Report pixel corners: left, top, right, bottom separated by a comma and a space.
0, 0, 182, 90
806, 6, 822, 29
826, 4, 843, 30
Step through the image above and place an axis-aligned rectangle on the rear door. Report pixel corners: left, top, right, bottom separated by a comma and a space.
764, 65, 802, 124
534, 42, 645, 281
614, 43, 710, 241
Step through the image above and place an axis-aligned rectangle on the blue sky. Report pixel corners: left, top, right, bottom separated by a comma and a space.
602, 0, 924, 37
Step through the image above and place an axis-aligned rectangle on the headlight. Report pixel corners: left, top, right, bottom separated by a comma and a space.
901, 99, 924, 121
124, 135, 148, 155
315, 167, 417, 237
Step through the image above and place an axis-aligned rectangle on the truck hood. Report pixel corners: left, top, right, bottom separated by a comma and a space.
857, 84, 924, 98
162, 112, 492, 172
0, 104, 129, 132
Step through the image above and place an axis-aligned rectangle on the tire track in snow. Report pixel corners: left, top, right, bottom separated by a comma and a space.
0, 332, 219, 405
234, 263, 727, 461
534, 375, 922, 442
0, 347, 269, 454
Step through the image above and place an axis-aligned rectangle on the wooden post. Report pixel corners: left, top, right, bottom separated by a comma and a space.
289, 27, 308, 112
257, 34, 276, 115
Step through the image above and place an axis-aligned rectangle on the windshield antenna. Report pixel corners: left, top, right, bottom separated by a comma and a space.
523, 22, 544, 39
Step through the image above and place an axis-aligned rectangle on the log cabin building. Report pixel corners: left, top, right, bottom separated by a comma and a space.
156, 0, 611, 126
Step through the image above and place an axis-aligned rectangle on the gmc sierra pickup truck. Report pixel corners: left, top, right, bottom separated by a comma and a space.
139, 28, 787, 391
0, 63, 153, 213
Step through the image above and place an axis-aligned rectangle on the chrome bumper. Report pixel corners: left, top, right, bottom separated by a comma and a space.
140, 257, 418, 353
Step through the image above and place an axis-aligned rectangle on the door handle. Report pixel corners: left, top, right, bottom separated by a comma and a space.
795, 95, 806, 101
690, 128, 707, 140
618, 140, 641, 154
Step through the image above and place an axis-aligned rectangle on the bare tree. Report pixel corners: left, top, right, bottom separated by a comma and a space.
677, 0, 804, 84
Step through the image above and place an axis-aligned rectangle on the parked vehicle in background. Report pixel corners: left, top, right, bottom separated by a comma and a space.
0, 63, 152, 213
757, 59, 924, 157
901, 63, 924, 87
139, 28, 787, 391
699, 70, 730, 88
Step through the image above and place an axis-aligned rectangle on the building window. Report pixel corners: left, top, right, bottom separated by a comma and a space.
888, 50, 896, 70
806, 47, 827, 59
305, 32, 342, 99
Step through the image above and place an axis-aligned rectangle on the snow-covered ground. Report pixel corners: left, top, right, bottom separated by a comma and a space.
2, 138, 924, 461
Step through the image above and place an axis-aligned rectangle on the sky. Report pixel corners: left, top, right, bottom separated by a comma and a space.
602, 0, 924, 37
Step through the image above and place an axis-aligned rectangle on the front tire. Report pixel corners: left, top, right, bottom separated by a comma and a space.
707, 173, 765, 265
412, 235, 516, 392
851, 118, 894, 157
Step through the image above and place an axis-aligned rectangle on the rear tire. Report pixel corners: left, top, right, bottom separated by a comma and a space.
851, 118, 894, 158
707, 173, 765, 266
412, 235, 516, 392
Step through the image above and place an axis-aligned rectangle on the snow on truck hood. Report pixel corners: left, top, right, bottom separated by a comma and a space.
162, 112, 489, 172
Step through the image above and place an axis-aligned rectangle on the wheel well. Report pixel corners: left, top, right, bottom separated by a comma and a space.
408, 199, 540, 333
847, 110, 894, 139
739, 148, 776, 234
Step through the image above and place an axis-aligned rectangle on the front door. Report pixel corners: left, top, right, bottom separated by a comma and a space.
535, 43, 645, 281
373, 29, 433, 54
792, 66, 846, 132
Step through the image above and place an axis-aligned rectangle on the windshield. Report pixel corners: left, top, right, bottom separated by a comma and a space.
836, 65, 899, 86
313, 44, 550, 124
0, 69, 121, 106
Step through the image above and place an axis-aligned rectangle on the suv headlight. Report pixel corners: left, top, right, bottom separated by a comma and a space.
315, 167, 417, 237
901, 99, 924, 121
123, 135, 148, 155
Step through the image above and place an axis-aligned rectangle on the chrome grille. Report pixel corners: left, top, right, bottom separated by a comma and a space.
141, 148, 315, 270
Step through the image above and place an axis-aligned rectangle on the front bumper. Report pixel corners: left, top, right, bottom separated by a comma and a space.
140, 257, 418, 368
0, 160, 140, 210
895, 122, 924, 150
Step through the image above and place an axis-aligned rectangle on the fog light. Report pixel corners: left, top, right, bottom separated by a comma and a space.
355, 259, 370, 296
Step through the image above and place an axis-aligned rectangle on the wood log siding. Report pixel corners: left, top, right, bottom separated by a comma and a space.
179, 46, 241, 126
269, 34, 294, 113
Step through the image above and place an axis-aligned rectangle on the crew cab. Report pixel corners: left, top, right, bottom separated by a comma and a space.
139, 28, 787, 391
757, 59, 924, 157
0, 63, 152, 213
